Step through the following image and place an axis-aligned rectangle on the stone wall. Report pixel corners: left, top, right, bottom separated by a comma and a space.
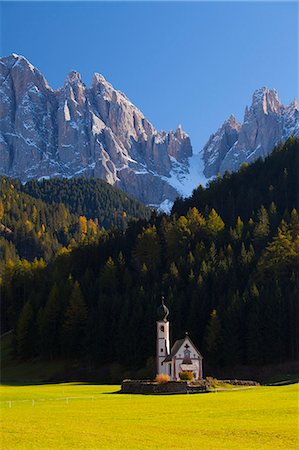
221, 379, 259, 386
121, 380, 189, 394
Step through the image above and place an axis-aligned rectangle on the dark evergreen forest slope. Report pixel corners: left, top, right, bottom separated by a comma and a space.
23, 178, 150, 229
0, 177, 150, 264
1, 138, 298, 377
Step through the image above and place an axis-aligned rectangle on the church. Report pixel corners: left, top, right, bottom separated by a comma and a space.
156, 298, 203, 380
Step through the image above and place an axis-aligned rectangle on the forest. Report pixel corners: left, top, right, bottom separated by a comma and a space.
23, 177, 151, 229
0, 138, 298, 375
0, 177, 150, 263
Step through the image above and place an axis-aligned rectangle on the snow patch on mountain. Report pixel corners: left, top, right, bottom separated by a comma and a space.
156, 152, 208, 212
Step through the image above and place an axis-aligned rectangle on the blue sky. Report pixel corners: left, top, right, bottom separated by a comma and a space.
0, 1, 298, 150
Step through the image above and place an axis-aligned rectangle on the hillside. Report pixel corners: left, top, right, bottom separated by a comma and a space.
1, 138, 298, 377
0, 176, 150, 264
22, 178, 151, 229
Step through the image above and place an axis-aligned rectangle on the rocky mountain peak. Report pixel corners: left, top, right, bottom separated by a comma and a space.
92, 72, 115, 96
92, 72, 133, 109
1, 53, 51, 95
64, 70, 82, 85
224, 114, 241, 129
287, 98, 298, 111
174, 124, 188, 140
251, 86, 281, 115
5, 53, 35, 72
202, 114, 241, 178
92, 72, 107, 84
202, 87, 298, 177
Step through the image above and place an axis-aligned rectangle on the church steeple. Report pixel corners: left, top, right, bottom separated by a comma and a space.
157, 296, 169, 322
156, 296, 170, 376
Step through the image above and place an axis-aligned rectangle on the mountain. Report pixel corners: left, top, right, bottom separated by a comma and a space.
0, 54, 192, 207
202, 87, 299, 177
1, 55, 298, 204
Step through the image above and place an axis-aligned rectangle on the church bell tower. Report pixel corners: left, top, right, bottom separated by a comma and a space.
156, 297, 170, 375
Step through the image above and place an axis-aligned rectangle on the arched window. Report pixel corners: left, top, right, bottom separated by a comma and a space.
182, 343, 192, 364
184, 348, 191, 359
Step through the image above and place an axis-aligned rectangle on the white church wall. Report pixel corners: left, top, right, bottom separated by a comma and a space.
173, 337, 203, 380
175, 338, 202, 360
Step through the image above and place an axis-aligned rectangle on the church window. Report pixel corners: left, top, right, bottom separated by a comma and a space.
160, 325, 164, 332
183, 343, 192, 364
184, 349, 191, 359
160, 348, 163, 353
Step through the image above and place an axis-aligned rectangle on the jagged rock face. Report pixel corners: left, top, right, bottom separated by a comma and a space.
203, 87, 299, 177
202, 115, 241, 178
0, 54, 192, 205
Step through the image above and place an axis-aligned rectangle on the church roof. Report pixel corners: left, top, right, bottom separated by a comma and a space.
163, 335, 203, 363
163, 339, 185, 362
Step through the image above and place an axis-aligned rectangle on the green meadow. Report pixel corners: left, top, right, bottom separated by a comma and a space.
0, 383, 298, 449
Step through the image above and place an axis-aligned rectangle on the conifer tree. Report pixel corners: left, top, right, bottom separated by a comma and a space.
62, 281, 88, 357
16, 301, 35, 359
253, 206, 270, 242
205, 209, 224, 236
133, 225, 160, 274
205, 309, 223, 367
39, 284, 61, 358
0, 199, 4, 222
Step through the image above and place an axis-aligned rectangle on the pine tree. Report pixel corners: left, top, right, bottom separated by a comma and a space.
169, 262, 179, 280
78, 216, 88, 242
62, 281, 88, 357
16, 301, 35, 359
165, 216, 191, 262
133, 225, 161, 274
186, 207, 205, 236
205, 309, 223, 367
230, 216, 244, 241
205, 209, 225, 236
258, 221, 297, 277
253, 206, 270, 242
100, 257, 117, 293
39, 284, 61, 358
0, 199, 4, 222
245, 285, 262, 364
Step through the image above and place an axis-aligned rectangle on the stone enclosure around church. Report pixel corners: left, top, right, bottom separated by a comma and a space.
121, 380, 208, 394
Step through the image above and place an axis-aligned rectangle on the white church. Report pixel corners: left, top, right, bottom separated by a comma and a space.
156, 298, 203, 380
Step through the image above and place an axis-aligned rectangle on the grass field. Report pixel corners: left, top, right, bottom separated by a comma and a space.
0, 383, 298, 449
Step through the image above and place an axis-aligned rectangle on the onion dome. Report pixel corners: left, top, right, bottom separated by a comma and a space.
157, 296, 169, 322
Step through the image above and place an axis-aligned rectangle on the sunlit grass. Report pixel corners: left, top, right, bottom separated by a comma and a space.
0, 383, 298, 449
